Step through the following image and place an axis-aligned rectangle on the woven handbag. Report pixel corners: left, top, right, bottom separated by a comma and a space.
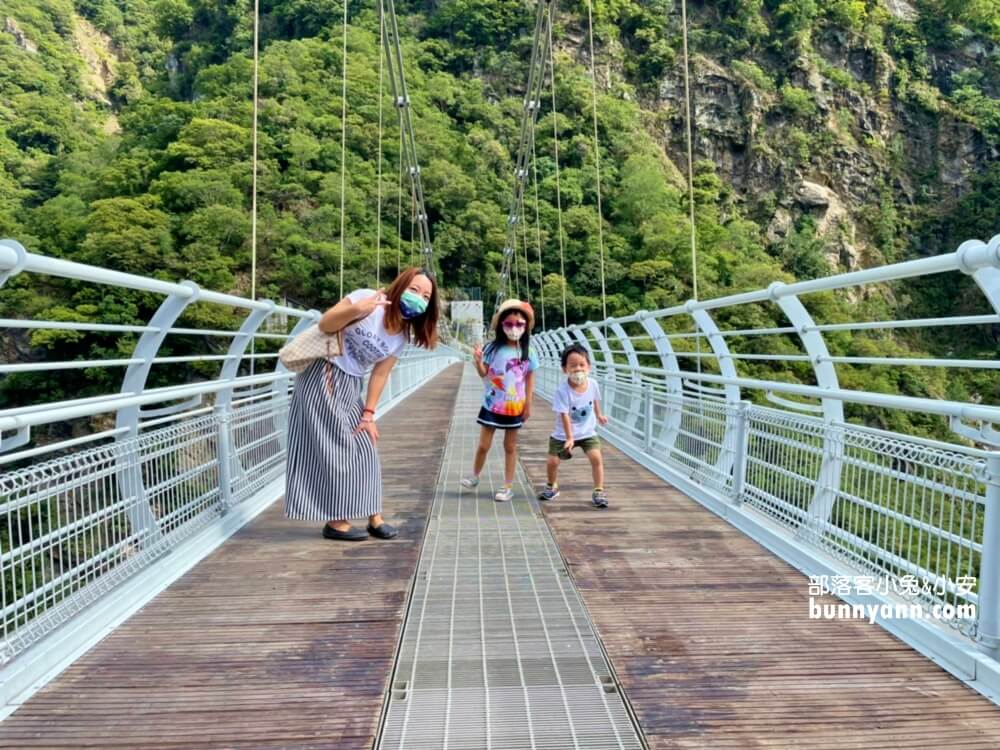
278, 322, 345, 373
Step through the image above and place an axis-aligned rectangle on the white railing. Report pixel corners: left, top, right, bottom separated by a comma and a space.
534, 235, 1000, 680
0, 239, 459, 668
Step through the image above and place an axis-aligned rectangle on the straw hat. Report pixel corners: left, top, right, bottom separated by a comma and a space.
490, 299, 535, 332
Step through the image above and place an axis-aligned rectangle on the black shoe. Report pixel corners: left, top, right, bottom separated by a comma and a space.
322, 523, 368, 541
367, 522, 398, 539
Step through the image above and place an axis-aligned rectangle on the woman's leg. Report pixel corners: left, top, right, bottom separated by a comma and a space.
473, 426, 495, 475
503, 428, 519, 485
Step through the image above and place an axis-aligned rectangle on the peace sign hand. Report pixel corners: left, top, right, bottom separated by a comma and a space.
355, 289, 390, 318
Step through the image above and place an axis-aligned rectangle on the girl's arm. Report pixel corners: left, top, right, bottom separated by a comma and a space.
319, 289, 387, 333
594, 397, 608, 425
473, 345, 489, 378
353, 355, 397, 445
523, 370, 535, 421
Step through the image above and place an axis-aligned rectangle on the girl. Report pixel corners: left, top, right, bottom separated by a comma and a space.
460, 299, 538, 501
284, 267, 440, 540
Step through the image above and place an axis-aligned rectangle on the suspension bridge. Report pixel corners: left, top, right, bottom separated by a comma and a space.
2, 0, 1000, 747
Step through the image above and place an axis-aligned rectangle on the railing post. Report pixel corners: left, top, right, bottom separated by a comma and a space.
978, 453, 1000, 658
643, 383, 653, 452
215, 404, 234, 509
115, 281, 201, 547
730, 400, 751, 503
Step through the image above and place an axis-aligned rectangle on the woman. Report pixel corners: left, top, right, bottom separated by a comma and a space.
284, 267, 440, 541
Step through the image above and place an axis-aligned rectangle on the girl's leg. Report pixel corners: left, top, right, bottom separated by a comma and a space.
502, 428, 519, 485
586, 449, 604, 489
473, 426, 495, 475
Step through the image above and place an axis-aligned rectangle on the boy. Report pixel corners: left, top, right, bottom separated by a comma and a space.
538, 343, 610, 508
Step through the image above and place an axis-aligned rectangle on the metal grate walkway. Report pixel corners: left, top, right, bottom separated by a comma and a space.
378, 364, 644, 749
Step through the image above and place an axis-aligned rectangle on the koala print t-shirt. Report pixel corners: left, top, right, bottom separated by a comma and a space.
481, 344, 539, 417
331, 289, 407, 377
551, 379, 601, 441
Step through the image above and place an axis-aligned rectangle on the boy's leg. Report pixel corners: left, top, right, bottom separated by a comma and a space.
473, 426, 495, 475
546, 454, 560, 486
502, 428, 519, 485
586, 447, 604, 489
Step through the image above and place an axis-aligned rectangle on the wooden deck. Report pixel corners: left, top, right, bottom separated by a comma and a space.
3, 364, 1000, 748
518, 399, 1000, 749
0, 364, 463, 750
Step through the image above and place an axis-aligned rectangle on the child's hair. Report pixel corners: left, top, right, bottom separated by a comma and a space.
484, 309, 531, 363
560, 343, 590, 367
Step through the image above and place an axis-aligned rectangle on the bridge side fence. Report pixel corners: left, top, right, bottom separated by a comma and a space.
535, 235, 1000, 702
0, 239, 460, 709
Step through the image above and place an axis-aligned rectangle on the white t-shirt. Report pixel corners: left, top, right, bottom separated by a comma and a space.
331, 289, 406, 377
551, 379, 601, 441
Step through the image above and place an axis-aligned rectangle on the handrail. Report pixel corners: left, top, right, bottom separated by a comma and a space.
0, 240, 460, 669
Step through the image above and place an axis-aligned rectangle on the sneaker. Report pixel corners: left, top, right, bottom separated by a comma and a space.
537, 485, 560, 502
591, 489, 609, 508
460, 475, 480, 488
495, 485, 514, 502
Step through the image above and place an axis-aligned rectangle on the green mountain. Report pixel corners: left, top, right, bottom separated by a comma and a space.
1, 0, 998, 438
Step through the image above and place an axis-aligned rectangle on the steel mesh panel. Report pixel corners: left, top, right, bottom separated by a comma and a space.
378, 364, 644, 749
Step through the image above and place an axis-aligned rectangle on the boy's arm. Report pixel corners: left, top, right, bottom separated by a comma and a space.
594, 397, 608, 425
560, 412, 574, 450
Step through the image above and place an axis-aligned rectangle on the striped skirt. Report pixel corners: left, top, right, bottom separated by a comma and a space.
284, 361, 382, 521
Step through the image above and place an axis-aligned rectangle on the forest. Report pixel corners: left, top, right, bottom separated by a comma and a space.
1, 0, 999, 440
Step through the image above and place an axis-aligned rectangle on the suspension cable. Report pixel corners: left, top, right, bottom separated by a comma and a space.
250, 0, 260, 376
584, 0, 608, 327
381, 0, 434, 274
397, 127, 403, 274
531, 122, 545, 331
681, 0, 698, 305
519, 190, 531, 299
375, 3, 385, 287
337, 0, 349, 299
513, 223, 521, 298
548, 22, 567, 328
680, 0, 701, 374
493, 0, 555, 316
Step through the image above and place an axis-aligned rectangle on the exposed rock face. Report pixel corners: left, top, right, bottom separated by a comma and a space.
648, 19, 996, 273
4, 17, 38, 53
73, 16, 116, 107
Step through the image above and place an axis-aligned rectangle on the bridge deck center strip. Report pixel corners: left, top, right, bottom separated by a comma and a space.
377, 362, 644, 749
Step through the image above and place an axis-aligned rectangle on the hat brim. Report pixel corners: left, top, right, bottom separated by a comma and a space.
490, 300, 535, 332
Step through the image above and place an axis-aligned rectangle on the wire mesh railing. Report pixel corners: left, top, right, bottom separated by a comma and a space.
534, 233, 1000, 659
0, 239, 459, 664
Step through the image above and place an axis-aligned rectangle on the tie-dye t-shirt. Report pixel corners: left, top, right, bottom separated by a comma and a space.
481, 344, 539, 417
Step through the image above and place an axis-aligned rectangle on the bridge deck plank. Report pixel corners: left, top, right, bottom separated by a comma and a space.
518, 396, 1000, 749
0, 363, 463, 750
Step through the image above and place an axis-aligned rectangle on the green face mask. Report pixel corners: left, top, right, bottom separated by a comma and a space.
400, 290, 428, 319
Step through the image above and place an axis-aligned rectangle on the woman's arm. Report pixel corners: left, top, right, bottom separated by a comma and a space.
319, 289, 387, 333
352, 355, 397, 446
365, 355, 397, 412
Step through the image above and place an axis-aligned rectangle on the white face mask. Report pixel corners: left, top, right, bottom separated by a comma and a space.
505, 328, 524, 342
569, 371, 588, 386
